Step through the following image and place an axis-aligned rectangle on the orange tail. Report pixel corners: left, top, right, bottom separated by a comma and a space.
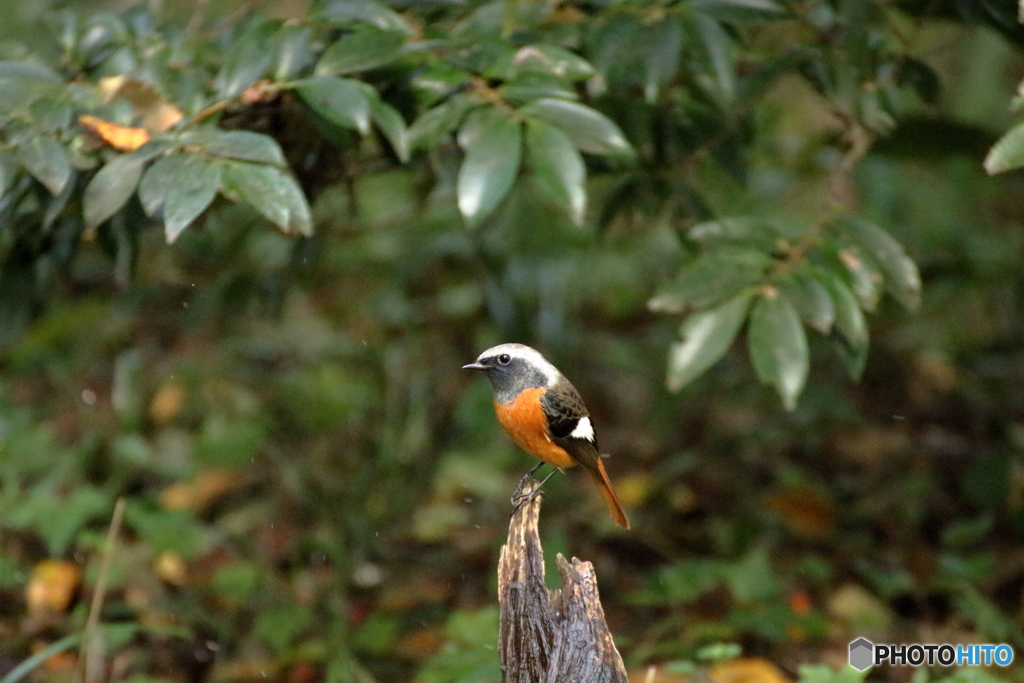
588, 458, 630, 529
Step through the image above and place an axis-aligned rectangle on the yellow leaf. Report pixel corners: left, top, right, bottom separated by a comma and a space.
155, 550, 188, 586
26, 560, 81, 615
149, 380, 184, 424
711, 658, 791, 683
79, 115, 151, 152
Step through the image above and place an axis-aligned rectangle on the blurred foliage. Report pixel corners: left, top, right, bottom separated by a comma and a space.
0, 0, 1023, 681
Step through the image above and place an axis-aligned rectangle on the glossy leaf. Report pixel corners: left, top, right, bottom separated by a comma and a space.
274, 24, 315, 80
498, 44, 594, 81
815, 270, 869, 380
316, 26, 405, 75
316, 0, 410, 34
138, 153, 187, 217
407, 97, 475, 150
0, 60, 61, 83
518, 98, 632, 156
500, 76, 579, 104
0, 152, 16, 202
370, 98, 410, 162
215, 19, 278, 99
298, 75, 371, 134
163, 157, 222, 243
748, 292, 808, 411
525, 119, 586, 226
189, 130, 287, 166
280, 173, 313, 236
778, 270, 835, 334
835, 244, 881, 311
83, 153, 146, 229
689, 0, 787, 22
648, 247, 774, 312
221, 162, 292, 231
456, 108, 522, 226
836, 217, 921, 311
644, 17, 683, 102
17, 136, 71, 195
686, 15, 737, 103
985, 120, 1024, 174
666, 289, 754, 391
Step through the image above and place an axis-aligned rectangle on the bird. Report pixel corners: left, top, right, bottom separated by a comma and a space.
463, 343, 630, 529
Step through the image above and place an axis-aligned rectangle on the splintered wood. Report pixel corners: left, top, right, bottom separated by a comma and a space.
497, 477, 627, 683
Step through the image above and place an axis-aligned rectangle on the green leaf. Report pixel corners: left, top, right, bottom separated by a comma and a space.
189, 130, 287, 166
834, 244, 881, 311
725, 548, 780, 602
648, 247, 774, 312
221, 162, 294, 231
689, 0, 787, 22
83, 153, 146, 229
499, 75, 579, 104
298, 75, 371, 134
163, 157, 222, 243
835, 217, 921, 311
815, 270, 868, 379
370, 97, 409, 162
274, 24, 314, 80
407, 97, 474, 150
518, 98, 633, 156
456, 108, 522, 225
0, 60, 61, 83
126, 503, 204, 556
748, 292, 808, 410
525, 119, 586, 225
666, 289, 754, 391
280, 173, 313, 236
0, 152, 17, 202
497, 44, 594, 81
28, 97, 72, 132
17, 136, 71, 195
778, 270, 835, 334
316, 0, 411, 34
689, 215, 804, 249
316, 26, 405, 75
643, 17, 683, 102
138, 153, 187, 217
686, 15, 737, 103
215, 19, 278, 98
32, 486, 110, 555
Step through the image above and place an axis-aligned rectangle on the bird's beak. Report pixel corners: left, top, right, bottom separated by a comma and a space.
462, 362, 485, 370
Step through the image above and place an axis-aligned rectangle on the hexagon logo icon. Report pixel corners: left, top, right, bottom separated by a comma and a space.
849, 637, 874, 671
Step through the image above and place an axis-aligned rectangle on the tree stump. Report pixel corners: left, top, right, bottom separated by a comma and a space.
497, 476, 628, 683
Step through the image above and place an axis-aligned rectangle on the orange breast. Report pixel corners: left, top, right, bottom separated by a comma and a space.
494, 387, 577, 469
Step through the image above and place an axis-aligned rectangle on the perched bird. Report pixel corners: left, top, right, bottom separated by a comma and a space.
463, 343, 630, 529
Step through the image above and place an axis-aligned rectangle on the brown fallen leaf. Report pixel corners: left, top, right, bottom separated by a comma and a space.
765, 487, 837, 537
160, 468, 244, 512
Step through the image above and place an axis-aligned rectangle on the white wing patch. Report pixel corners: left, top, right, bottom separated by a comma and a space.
569, 416, 594, 442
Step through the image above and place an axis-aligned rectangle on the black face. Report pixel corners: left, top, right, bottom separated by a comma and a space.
467, 353, 546, 404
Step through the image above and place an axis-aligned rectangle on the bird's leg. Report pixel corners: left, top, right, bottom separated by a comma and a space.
513, 461, 547, 501
511, 467, 562, 510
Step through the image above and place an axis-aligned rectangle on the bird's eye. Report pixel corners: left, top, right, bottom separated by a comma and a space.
497, 353, 511, 365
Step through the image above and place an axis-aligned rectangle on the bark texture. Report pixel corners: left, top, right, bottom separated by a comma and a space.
497, 476, 628, 683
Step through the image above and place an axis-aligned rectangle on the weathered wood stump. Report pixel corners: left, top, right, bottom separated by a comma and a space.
497, 476, 628, 683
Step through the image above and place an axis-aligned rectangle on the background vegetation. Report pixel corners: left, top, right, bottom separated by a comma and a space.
1, 0, 1023, 681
